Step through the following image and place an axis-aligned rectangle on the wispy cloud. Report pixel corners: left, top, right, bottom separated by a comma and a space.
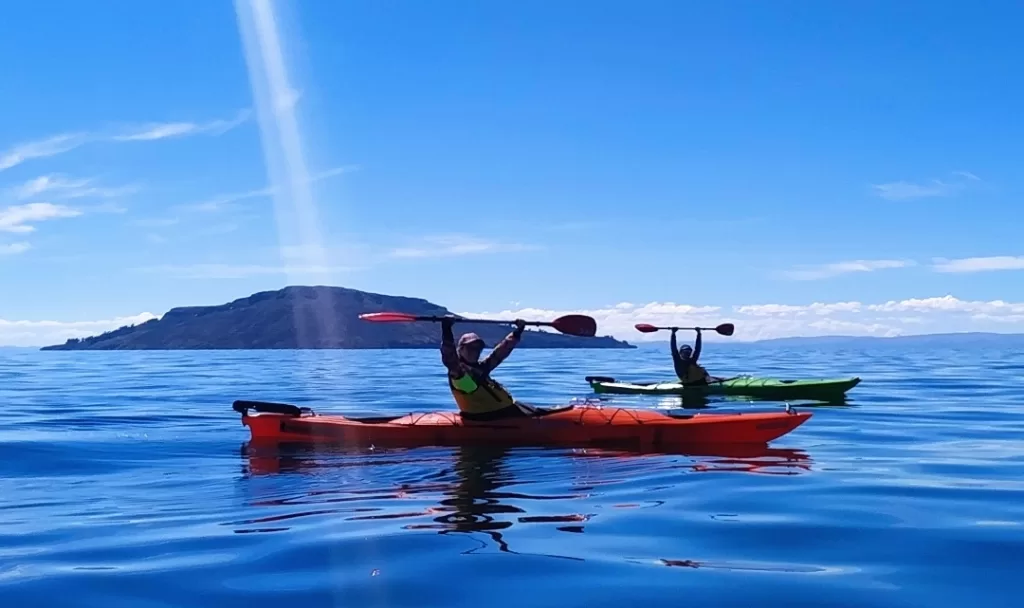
13, 174, 138, 201
778, 254, 1024, 278
276, 242, 375, 265
540, 220, 608, 233
198, 223, 241, 236
114, 123, 198, 141
311, 164, 361, 180
0, 110, 250, 173
0, 202, 82, 233
779, 259, 914, 280
952, 170, 981, 182
180, 186, 272, 213
390, 235, 541, 259
0, 242, 30, 256
871, 171, 980, 201
140, 234, 522, 279
932, 256, 1024, 273
872, 180, 956, 200
130, 217, 180, 228
0, 134, 89, 172
84, 201, 129, 214
177, 164, 359, 213
110, 110, 251, 142
130, 218, 243, 244
142, 262, 359, 279
15, 174, 89, 199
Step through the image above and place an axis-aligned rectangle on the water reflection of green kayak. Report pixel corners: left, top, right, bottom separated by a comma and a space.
586, 375, 861, 401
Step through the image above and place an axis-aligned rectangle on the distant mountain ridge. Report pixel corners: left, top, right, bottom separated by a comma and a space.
750, 332, 1024, 346
41, 286, 634, 351
639, 332, 1024, 347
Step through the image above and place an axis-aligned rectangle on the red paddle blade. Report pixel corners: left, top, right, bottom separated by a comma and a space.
634, 323, 661, 333
551, 314, 597, 337
359, 312, 420, 323
715, 323, 735, 336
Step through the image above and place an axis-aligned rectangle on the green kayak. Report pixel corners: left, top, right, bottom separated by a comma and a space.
585, 375, 861, 401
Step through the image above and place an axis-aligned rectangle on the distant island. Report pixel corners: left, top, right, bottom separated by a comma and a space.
41, 286, 634, 351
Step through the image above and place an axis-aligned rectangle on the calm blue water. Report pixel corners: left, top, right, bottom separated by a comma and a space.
3, 343, 1024, 607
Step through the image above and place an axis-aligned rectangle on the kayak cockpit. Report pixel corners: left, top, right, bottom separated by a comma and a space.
346, 415, 409, 424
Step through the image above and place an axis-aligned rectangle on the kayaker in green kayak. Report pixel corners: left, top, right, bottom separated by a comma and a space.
441, 317, 538, 420
671, 328, 722, 385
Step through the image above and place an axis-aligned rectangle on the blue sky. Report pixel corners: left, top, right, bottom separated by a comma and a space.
2, 0, 1023, 345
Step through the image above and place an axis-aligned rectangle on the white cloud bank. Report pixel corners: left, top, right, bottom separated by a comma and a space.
5, 295, 1024, 348
0, 313, 159, 348
461, 295, 1024, 342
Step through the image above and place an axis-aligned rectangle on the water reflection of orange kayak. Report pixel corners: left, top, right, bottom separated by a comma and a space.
243, 443, 812, 478
236, 443, 813, 555
233, 399, 811, 450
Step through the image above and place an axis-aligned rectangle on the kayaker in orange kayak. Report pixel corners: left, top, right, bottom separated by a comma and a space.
441, 317, 538, 420
671, 328, 722, 385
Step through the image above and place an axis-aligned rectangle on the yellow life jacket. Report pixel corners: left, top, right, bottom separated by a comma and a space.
681, 362, 710, 384
448, 369, 516, 414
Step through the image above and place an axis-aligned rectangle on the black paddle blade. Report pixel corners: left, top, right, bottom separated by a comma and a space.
715, 323, 736, 336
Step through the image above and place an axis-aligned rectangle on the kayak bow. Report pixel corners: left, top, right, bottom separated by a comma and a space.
233, 400, 811, 448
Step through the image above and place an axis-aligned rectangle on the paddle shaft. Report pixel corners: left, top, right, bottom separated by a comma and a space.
659, 326, 715, 332
359, 311, 598, 337
408, 315, 551, 329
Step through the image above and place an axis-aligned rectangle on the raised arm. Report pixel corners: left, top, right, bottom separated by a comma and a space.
670, 329, 688, 380
692, 328, 702, 362
440, 317, 462, 376
481, 319, 525, 373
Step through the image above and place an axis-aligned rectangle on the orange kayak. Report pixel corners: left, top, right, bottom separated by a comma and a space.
233, 400, 811, 449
